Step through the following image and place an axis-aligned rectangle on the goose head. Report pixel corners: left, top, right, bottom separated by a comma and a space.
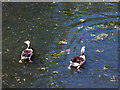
81, 46, 85, 56
24, 40, 30, 49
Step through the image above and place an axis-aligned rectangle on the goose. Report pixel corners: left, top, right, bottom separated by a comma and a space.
68, 46, 86, 72
19, 40, 33, 63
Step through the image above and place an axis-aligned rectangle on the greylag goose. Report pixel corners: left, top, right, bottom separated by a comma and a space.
68, 46, 86, 72
19, 40, 33, 63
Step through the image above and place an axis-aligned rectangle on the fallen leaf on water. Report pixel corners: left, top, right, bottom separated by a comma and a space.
37, 67, 46, 71
92, 33, 108, 41
104, 74, 109, 76
51, 52, 61, 59
81, 41, 83, 43
30, 73, 32, 76
41, 67, 46, 70
53, 1, 56, 3
46, 58, 49, 60
67, 52, 70, 54
91, 34, 96, 36
58, 41, 67, 45
53, 71, 58, 74
40, 22, 43, 26
16, 78, 20, 82
89, 2, 91, 5
110, 80, 116, 82
114, 26, 120, 30
103, 66, 108, 70
4, 73, 8, 77
80, 19, 85, 22
37, 17, 40, 19
85, 26, 94, 30
19, 81, 22, 84
112, 76, 116, 79
60, 51, 65, 54
50, 82, 56, 86
23, 79, 26, 82
96, 50, 104, 53
77, 26, 83, 29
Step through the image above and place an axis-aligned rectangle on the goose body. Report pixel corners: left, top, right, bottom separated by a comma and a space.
68, 46, 86, 72
19, 40, 33, 63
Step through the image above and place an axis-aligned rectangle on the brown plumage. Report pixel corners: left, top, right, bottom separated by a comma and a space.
19, 40, 33, 63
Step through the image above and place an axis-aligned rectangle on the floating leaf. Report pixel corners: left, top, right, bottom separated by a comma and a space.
41, 67, 46, 70
19, 81, 22, 84
114, 26, 120, 30
67, 52, 70, 54
4, 73, 8, 77
104, 74, 109, 76
40, 22, 43, 26
37, 17, 40, 19
51, 53, 61, 59
23, 79, 26, 81
92, 33, 108, 41
96, 49, 104, 53
77, 26, 83, 29
89, 2, 91, 5
110, 80, 116, 82
46, 58, 49, 60
91, 34, 96, 36
80, 19, 85, 22
112, 76, 116, 79
16, 78, 20, 82
86, 26, 93, 29
60, 51, 65, 54
53, 71, 58, 74
53, 1, 56, 3
37, 67, 46, 71
103, 66, 108, 70
50, 82, 56, 86
58, 41, 67, 45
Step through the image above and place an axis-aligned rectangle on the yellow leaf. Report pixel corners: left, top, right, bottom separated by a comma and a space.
110, 80, 116, 82
67, 52, 70, 54
41, 67, 46, 70
16, 78, 20, 82
46, 58, 49, 60
23, 79, 26, 81
53, 71, 58, 74
112, 76, 116, 79
104, 74, 108, 76
89, 2, 91, 5
80, 19, 85, 22
91, 34, 96, 36
53, 1, 56, 3
60, 51, 65, 54
103, 66, 108, 70
58, 41, 67, 45
30, 73, 32, 76
19, 81, 21, 84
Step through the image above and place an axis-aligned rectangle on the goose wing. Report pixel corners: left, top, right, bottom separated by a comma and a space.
21, 49, 33, 57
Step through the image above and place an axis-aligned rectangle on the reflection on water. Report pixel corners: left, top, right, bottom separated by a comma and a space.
2, 2, 119, 88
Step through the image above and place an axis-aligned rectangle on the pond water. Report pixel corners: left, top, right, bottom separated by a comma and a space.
2, 2, 119, 88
